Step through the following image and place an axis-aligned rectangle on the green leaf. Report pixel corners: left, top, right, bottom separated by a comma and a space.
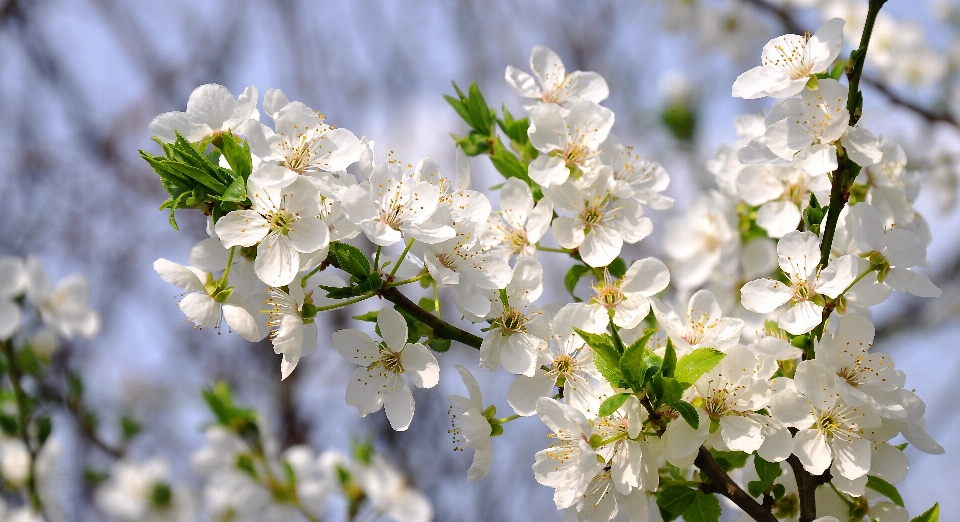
564, 264, 592, 301
620, 329, 655, 391
219, 177, 247, 202
607, 257, 627, 279
216, 133, 252, 179
652, 374, 685, 407
489, 137, 530, 182
669, 400, 699, 429
709, 449, 749, 472
683, 491, 721, 522
418, 297, 439, 314
466, 83, 495, 134
121, 416, 142, 440
161, 159, 226, 193
575, 327, 624, 388
674, 348, 725, 386
598, 393, 631, 417
747, 455, 782, 497
352, 311, 379, 322
36, 416, 52, 445
661, 338, 677, 378
656, 485, 697, 521
866, 476, 904, 507
328, 242, 371, 277
910, 503, 939, 522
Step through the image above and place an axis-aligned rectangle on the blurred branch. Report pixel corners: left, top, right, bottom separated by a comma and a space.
38, 382, 124, 459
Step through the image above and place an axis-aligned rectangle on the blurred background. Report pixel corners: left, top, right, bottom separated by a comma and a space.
1, 0, 959, 520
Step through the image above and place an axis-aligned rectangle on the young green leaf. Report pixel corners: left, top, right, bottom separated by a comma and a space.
598, 393, 631, 417
619, 329, 654, 391
910, 503, 939, 522
674, 348, 725, 386
709, 449, 750, 472
328, 242, 371, 277
607, 257, 627, 279
564, 264, 592, 301
669, 400, 699, 429
575, 327, 625, 388
661, 338, 677, 378
747, 455, 783, 497
656, 485, 697, 521
866, 476, 904, 507
682, 491, 721, 522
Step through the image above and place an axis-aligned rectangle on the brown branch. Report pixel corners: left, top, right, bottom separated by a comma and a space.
786, 454, 832, 522
694, 447, 778, 522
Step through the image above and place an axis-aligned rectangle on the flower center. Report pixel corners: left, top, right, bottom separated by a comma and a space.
498, 309, 527, 334
380, 349, 404, 374
792, 279, 816, 301
553, 355, 575, 377
837, 367, 860, 388
267, 210, 297, 235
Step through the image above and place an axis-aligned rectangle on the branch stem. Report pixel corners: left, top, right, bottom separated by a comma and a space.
380, 287, 482, 349
694, 447, 777, 522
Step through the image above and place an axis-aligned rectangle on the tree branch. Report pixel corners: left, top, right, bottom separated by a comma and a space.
694, 447, 778, 522
380, 287, 483, 349
786, 454, 832, 522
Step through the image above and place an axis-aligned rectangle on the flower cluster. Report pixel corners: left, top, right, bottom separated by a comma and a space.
141, 7, 946, 521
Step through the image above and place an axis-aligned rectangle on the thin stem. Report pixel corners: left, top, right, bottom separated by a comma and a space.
380, 287, 482, 349
219, 246, 236, 285
432, 282, 441, 318
492, 414, 521, 424
535, 244, 571, 254
374, 246, 382, 272
389, 238, 415, 280
300, 261, 327, 288
819, 0, 886, 269
386, 273, 427, 287
2, 340, 43, 512
314, 292, 376, 313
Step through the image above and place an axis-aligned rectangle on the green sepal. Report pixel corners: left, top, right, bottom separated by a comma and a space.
353, 311, 379, 322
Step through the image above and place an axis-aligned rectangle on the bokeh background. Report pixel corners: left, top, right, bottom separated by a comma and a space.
1, 0, 959, 520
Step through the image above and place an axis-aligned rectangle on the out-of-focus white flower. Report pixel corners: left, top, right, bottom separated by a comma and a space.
95, 457, 194, 522
505, 46, 608, 111
149, 84, 258, 143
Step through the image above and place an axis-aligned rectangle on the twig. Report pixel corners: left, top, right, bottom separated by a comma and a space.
694, 447, 777, 522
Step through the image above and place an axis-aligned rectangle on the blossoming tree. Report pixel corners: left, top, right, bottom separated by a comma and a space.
0, 0, 954, 521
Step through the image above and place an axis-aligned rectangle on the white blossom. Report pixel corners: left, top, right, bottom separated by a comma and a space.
332, 306, 439, 431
